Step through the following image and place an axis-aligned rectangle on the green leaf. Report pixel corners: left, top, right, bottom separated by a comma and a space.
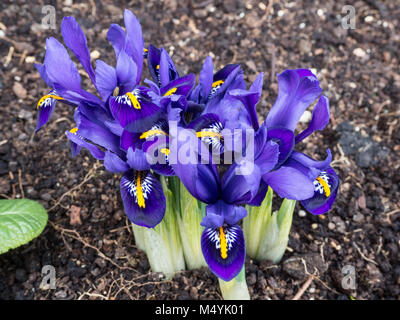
0, 199, 48, 254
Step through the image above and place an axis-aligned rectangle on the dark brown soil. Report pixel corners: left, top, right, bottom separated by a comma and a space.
0, 0, 399, 300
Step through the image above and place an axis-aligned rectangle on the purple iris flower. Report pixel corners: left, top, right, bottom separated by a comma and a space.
34, 16, 105, 131
103, 147, 166, 228
259, 69, 339, 214
171, 120, 279, 281
188, 57, 246, 116
147, 45, 180, 88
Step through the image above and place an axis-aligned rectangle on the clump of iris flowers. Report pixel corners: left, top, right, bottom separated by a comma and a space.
35, 10, 339, 300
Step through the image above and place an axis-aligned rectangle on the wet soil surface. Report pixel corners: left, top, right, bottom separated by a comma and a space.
0, 0, 399, 300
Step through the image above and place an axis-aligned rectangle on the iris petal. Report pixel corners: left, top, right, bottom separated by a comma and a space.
61, 17, 95, 84
201, 224, 245, 281
120, 170, 166, 228
109, 90, 161, 132
301, 167, 339, 215
266, 69, 322, 132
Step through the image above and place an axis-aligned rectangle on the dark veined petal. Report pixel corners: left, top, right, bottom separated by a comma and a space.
201, 224, 245, 281
295, 95, 330, 144
109, 89, 162, 132
188, 113, 225, 154
65, 128, 105, 160
35, 90, 64, 132
266, 69, 322, 132
301, 167, 339, 215
120, 170, 166, 228
61, 17, 95, 84
160, 74, 195, 98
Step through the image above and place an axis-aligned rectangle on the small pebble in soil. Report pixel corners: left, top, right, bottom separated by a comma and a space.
298, 210, 306, 217
328, 222, 336, 230
311, 223, 318, 229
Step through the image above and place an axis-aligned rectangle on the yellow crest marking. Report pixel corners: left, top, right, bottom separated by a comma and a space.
126, 92, 141, 110
196, 131, 222, 139
316, 176, 331, 197
139, 129, 167, 139
160, 148, 170, 156
219, 227, 228, 259
136, 172, 146, 208
69, 127, 78, 134
156, 64, 160, 70
212, 80, 224, 88
163, 87, 178, 96
37, 94, 65, 109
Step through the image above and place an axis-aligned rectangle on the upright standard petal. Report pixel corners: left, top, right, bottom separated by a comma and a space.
44, 37, 82, 92
61, 17, 95, 84
201, 224, 245, 281
116, 50, 138, 94
199, 56, 213, 101
44, 38, 103, 106
95, 60, 117, 100
124, 9, 144, 85
228, 72, 264, 130
107, 24, 126, 58
266, 69, 322, 132
120, 170, 166, 228
295, 95, 330, 144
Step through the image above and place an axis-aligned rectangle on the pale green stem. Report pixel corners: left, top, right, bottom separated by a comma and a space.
244, 188, 296, 264
218, 266, 250, 300
243, 187, 273, 258
132, 223, 146, 252
131, 176, 185, 278
176, 180, 207, 269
